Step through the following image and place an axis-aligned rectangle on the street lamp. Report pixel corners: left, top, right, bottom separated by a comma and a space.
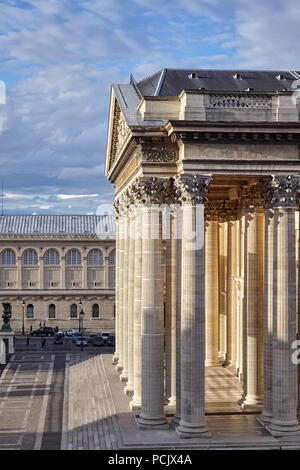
22, 300, 25, 336
79, 299, 85, 333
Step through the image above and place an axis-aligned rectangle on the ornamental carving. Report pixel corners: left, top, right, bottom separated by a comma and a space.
174, 174, 212, 204
116, 112, 131, 155
110, 101, 131, 169
131, 177, 174, 206
205, 200, 238, 221
259, 175, 300, 208
141, 144, 178, 163
238, 185, 263, 212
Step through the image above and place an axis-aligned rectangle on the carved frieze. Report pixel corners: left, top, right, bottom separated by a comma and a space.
140, 144, 178, 163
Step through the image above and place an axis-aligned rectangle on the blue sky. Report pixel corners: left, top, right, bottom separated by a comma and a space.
0, 0, 299, 214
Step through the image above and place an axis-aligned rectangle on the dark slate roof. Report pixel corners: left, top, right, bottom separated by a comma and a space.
0, 215, 115, 238
136, 69, 300, 97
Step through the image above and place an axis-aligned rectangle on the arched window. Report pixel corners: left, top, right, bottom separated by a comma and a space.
92, 303, 99, 318
1, 249, 16, 265
88, 249, 103, 266
27, 304, 34, 318
49, 304, 56, 318
109, 250, 116, 266
45, 249, 60, 266
66, 249, 82, 266
23, 249, 38, 266
70, 304, 77, 318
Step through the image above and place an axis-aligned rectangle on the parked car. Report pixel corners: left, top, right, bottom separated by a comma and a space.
92, 337, 105, 347
87, 333, 97, 343
100, 331, 110, 340
65, 328, 76, 337
31, 327, 55, 337
76, 336, 88, 347
72, 332, 83, 342
106, 335, 115, 346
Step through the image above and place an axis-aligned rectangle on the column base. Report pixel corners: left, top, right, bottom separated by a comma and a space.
130, 398, 141, 411
116, 363, 123, 372
112, 354, 119, 365
136, 415, 169, 430
267, 419, 300, 437
164, 396, 176, 407
124, 382, 134, 395
257, 411, 272, 427
238, 394, 263, 408
176, 420, 211, 439
120, 370, 128, 382
172, 415, 181, 425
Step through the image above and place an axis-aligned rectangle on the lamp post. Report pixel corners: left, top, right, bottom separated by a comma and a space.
80, 305, 85, 335
22, 300, 25, 336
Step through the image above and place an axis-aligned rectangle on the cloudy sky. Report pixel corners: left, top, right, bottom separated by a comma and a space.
0, 0, 299, 214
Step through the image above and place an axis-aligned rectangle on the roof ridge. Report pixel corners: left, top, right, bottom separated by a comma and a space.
137, 69, 163, 84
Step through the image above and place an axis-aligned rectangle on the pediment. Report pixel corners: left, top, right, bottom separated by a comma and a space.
106, 97, 131, 174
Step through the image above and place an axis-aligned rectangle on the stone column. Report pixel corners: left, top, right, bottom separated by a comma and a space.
173, 215, 182, 424
239, 202, 264, 407
116, 209, 125, 371
258, 208, 274, 425
225, 218, 238, 367
120, 209, 129, 382
218, 221, 227, 363
204, 213, 219, 366
263, 176, 300, 436
125, 210, 135, 394
137, 177, 169, 429
175, 174, 211, 438
112, 202, 120, 365
165, 208, 177, 406
17, 255, 22, 289
131, 204, 142, 410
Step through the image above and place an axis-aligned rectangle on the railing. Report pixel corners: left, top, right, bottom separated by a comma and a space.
208, 94, 272, 109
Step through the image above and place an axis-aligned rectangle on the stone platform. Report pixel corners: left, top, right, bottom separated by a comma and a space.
0, 352, 299, 450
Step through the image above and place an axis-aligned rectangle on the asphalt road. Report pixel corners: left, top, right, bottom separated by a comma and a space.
14, 335, 115, 353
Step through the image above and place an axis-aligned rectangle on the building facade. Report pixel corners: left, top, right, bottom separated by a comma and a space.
105, 69, 300, 438
0, 215, 116, 333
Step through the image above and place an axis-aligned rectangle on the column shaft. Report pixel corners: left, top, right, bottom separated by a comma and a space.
120, 214, 129, 382
137, 207, 168, 429
117, 216, 124, 371
125, 213, 135, 394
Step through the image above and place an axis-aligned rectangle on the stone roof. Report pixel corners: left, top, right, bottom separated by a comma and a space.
136, 69, 300, 97
0, 215, 116, 239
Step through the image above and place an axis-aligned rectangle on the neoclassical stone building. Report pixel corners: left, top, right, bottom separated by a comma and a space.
105, 69, 300, 438
0, 215, 116, 333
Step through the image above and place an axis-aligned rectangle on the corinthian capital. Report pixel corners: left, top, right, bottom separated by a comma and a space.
131, 177, 174, 206
205, 200, 238, 221
238, 185, 263, 212
174, 174, 212, 204
259, 175, 300, 208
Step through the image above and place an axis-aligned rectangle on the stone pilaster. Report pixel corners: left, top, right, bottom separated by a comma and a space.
174, 174, 212, 438
136, 177, 170, 430
82, 256, 88, 289
39, 256, 44, 289
262, 175, 300, 436
61, 256, 66, 289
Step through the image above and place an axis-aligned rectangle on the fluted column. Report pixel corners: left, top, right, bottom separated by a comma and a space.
258, 208, 274, 425
125, 211, 135, 394
116, 211, 125, 371
225, 219, 238, 367
240, 206, 264, 406
131, 205, 142, 410
120, 211, 129, 382
204, 217, 219, 366
137, 177, 169, 430
112, 202, 120, 365
165, 208, 177, 406
175, 174, 211, 439
218, 221, 227, 363
263, 175, 300, 436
